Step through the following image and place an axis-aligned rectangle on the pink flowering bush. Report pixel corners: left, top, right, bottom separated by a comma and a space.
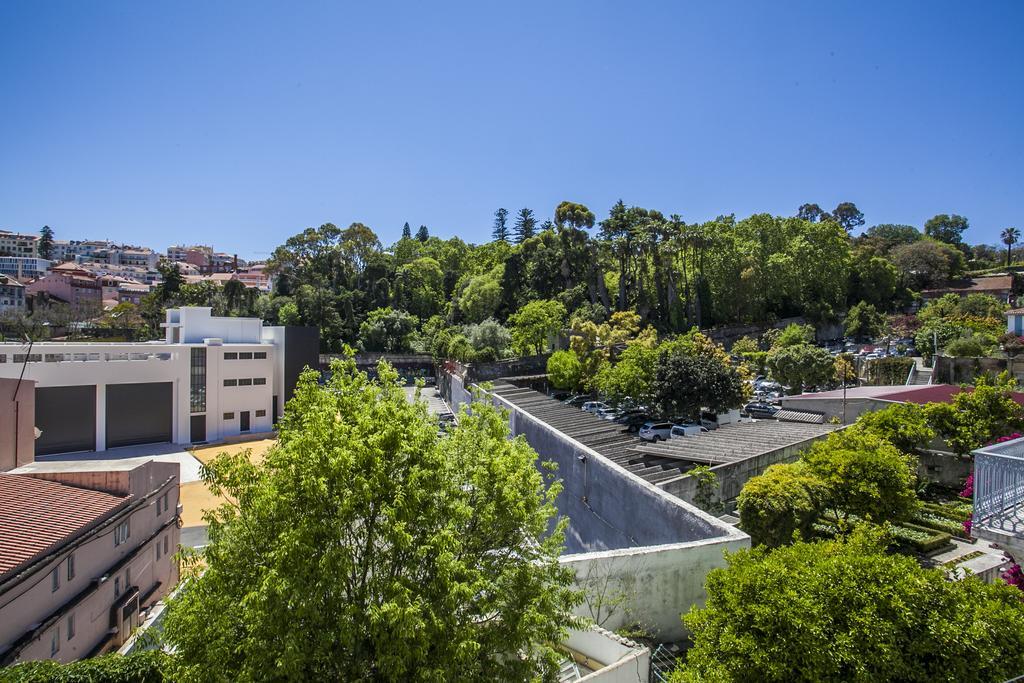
963, 517, 972, 535
960, 474, 974, 499
1002, 556, 1024, 592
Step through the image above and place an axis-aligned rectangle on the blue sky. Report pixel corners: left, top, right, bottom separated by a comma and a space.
1, 1, 1021, 259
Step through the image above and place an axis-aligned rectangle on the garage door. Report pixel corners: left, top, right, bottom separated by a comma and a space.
36, 386, 96, 456
106, 382, 173, 449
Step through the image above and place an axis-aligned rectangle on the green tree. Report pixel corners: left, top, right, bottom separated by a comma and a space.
853, 402, 935, 454
924, 213, 969, 246
508, 299, 566, 355
737, 462, 826, 547
513, 208, 536, 244
401, 222, 412, 239
547, 349, 583, 390
492, 208, 509, 242
796, 203, 825, 222
593, 343, 658, 406
766, 343, 834, 394
802, 429, 918, 523
456, 268, 503, 324
3, 650, 169, 682
416, 224, 429, 242
38, 224, 54, 260
844, 301, 886, 342
858, 223, 922, 253
162, 361, 579, 681
393, 257, 444, 319
651, 349, 745, 419
830, 201, 865, 232
926, 375, 1024, 455
730, 335, 759, 355
1002, 227, 1020, 267
278, 300, 301, 326
675, 529, 1024, 683
462, 318, 511, 357
848, 252, 898, 309
889, 239, 964, 290
553, 201, 595, 230
157, 261, 184, 299
358, 307, 419, 352
771, 323, 815, 349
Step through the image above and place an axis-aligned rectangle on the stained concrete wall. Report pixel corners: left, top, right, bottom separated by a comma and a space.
0, 378, 34, 472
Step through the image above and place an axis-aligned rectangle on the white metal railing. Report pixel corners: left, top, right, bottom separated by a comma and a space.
973, 438, 1024, 536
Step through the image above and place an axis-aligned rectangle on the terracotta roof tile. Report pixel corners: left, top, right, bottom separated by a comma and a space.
0, 474, 128, 577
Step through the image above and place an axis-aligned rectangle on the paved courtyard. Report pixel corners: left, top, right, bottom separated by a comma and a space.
403, 385, 453, 417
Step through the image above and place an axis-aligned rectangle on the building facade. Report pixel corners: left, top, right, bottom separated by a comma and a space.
0, 231, 40, 258
0, 256, 51, 281
0, 275, 26, 315
0, 460, 180, 664
0, 307, 319, 456
25, 264, 103, 310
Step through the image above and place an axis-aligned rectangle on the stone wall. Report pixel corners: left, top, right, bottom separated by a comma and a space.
933, 354, 1024, 384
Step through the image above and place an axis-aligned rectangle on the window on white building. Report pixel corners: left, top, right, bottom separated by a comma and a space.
67, 614, 75, 640
223, 352, 238, 360
51, 627, 60, 655
67, 553, 75, 582
223, 379, 237, 387
51, 567, 59, 592
238, 378, 252, 386
238, 352, 253, 360
254, 351, 267, 359
114, 577, 121, 598
223, 412, 234, 420
114, 520, 130, 546
253, 378, 266, 386
255, 409, 266, 417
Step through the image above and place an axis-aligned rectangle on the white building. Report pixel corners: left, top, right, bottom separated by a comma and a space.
0, 256, 51, 281
0, 307, 319, 456
0, 275, 26, 314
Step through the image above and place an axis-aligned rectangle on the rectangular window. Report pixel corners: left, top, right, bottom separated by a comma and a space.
223, 379, 237, 387
238, 352, 253, 360
51, 627, 60, 655
51, 567, 59, 592
190, 348, 207, 413
67, 553, 75, 582
0, 354, 6, 363
164, 536, 169, 555
238, 378, 252, 386
223, 412, 235, 420
156, 542, 161, 560
223, 352, 237, 360
254, 351, 267, 359
255, 409, 266, 417
253, 377, 266, 386
114, 577, 121, 598
67, 614, 75, 640
161, 492, 169, 514
114, 520, 130, 546
126, 567, 131, 587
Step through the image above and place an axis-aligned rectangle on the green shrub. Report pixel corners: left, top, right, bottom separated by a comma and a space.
911, 511, 970, 539
0, 651, 169, 682
891, 522, 952, 553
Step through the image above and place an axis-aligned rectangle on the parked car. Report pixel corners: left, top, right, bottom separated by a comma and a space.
639, 421, 673, 442
671, 424, 708, 438
582, 401, 611, 414
597, 407, 620, 420
564, 395, 590, 407
742, 402, 779, 419
614, 411, 650, 432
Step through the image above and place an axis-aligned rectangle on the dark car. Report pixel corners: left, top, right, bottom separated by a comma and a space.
614, 410, 650, 433
742, 402, 779, 419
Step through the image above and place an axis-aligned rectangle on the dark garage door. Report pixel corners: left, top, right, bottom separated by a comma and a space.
106, 382, 173, 449
36, 386, 96, 456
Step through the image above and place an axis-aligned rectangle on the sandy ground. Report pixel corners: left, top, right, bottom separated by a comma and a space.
179, 438, 277, 529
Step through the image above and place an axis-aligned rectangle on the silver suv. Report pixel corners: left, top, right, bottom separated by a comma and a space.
638, 421, 673, 442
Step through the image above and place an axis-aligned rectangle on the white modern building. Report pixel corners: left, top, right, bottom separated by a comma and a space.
0, 307, 319, 456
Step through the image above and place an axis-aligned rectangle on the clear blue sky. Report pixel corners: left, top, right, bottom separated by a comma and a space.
1, 1, 1021, 259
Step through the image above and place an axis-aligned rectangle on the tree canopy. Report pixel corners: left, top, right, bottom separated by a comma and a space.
162, 361, 579, 681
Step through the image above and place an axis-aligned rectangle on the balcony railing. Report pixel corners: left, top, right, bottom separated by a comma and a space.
973, 438, 1024, 538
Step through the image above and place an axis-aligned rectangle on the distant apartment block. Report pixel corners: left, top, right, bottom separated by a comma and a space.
50, 240, 117, 264
80, 262, 161, 286
0, 307, 319, 456
0, 230, 40, 258
0, 256, 51, 281
0, 459, 180, 664
75, 248, 160, 271
0, 276, 27, 315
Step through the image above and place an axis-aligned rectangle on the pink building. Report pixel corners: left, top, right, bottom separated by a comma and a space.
25, 263, 102, 310
0, 460, 180, 664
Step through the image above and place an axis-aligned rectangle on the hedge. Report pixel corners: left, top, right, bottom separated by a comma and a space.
0, 651, 168, 683
892, 522, 953, 554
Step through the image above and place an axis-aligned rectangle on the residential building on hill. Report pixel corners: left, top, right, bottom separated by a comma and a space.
25, 263, 102, 310
0, 307, 319, 456
0, 256, 51, 281
0, 276, 26, 315
0, 231, 40, 258
0, 459, 180, 665
921, 274, 1016, 304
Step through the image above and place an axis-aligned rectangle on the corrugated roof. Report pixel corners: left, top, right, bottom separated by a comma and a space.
786, 383, 1024, 407
0, 474, 128, 577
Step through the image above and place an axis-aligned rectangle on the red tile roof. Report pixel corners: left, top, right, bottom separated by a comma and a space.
0, 474, 128, 577
922, 275, 1014, 295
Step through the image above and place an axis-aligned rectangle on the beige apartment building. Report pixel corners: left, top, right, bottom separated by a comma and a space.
0, 459, 180, 664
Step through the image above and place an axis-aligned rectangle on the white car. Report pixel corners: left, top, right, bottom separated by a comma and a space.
597, 408, 620, 420
581, 401, 610, 414
639, 422, 673, 442
670, 424, 706, 438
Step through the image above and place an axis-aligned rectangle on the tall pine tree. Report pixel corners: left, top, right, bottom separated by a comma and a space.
514, 208, 536, 244
401, 222, 412, 239
492, 208, 509, 242
38, 225, 54, 260
416, 225, 430, 242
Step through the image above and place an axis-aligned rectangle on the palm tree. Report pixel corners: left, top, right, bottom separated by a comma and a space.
1002, 227, 1021, 267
